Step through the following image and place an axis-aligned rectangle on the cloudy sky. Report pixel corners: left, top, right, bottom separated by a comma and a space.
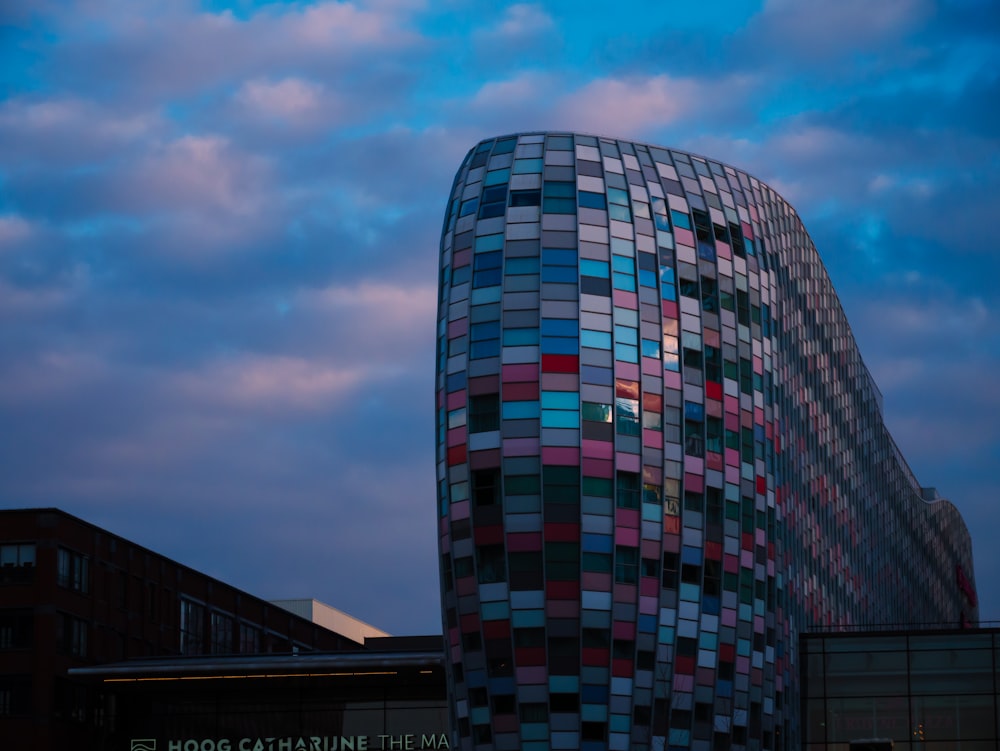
1, 0, 997, 634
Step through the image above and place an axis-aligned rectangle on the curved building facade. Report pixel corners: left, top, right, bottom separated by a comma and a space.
434, 133, 977, 751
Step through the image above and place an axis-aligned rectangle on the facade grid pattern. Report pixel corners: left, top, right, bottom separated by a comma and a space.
802, 629, 999, 750
434, 133, 977, 751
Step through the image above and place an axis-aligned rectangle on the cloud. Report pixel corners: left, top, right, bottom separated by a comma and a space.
172, 354, 366, 413
458, 72, 759, 142
0, 348, 107, 403
873, 296, 990, 339
562, 73, 762, 140
293, 281, 438, 366
476, 3, 556, 44
454, 71, 569, 137
0, 215, 34, 248
234, 77, 332, 124
867, 173, 936, 198
137, 135, 266, 215
43, 0, 427, 106
2, 0, 998, 631
747, 0, 933, 62
0, 96, 162, 167
78, 133, 283, 255
301, 280, 435, 321
556, 75, 701, 136
280, 0, 414, 48
0, 278, 82, 316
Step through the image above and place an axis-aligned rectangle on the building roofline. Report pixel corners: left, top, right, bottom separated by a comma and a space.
0, 507, 375, 647
69, 649, 445, 680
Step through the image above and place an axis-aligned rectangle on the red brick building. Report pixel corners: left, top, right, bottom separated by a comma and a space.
0, 508, 365, 749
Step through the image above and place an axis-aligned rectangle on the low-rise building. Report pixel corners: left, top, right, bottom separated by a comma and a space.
0, 508, 367, 749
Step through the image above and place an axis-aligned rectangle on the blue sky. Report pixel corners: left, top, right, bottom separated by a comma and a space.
1, 0, 997, 634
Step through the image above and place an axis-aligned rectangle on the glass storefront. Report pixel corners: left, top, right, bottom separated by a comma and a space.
72, 651, 450, 751
802, 629, 1000, 751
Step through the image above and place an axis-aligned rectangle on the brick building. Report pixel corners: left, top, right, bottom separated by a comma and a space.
0, 508, 365, 749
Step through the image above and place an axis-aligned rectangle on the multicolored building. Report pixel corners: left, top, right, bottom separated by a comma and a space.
434, 133, 977, 751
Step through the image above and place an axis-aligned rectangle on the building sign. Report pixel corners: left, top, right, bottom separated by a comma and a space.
132, 734, 451, 751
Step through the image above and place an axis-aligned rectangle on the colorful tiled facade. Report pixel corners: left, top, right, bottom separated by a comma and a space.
434, 133, 978, 751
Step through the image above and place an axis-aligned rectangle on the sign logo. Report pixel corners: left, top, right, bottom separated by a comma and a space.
132, 741, 157, 751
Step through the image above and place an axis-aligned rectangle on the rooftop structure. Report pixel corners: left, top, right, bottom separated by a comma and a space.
272, 598, 391, 643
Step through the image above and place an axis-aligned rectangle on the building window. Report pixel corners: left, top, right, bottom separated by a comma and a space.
266, 631, 291, 654
582, 552, 611, 573
56, 612, 88, 658
0, 543, 35, 567
685, 419, 704, 457
615, 397, 639, 436
53, 677, 88, 723
472, 469, 499, 506
582, 401, 612, 423
239, 622, 260, 654
57, 548, 89, 594
472, 249, 503, 286
615, 546, 638, 584
476, 545, 506, 584
641, 557, 659, 578
0, 676, 31, 717
179, 598, 205, 656
113, 570, 127, 609
469, 321, 500, 359
543, 466, 579, 504
616, 471, 640, 509
0, 609, 32, 650
477, 188, 507, 222
545, 542, 579, 581
704, 345, 722, 383
0, 544, 35, 584
469, 394, 500, 433
509, 189, 540, 207
508, 551, 542, 590
210, 611, 234, 655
